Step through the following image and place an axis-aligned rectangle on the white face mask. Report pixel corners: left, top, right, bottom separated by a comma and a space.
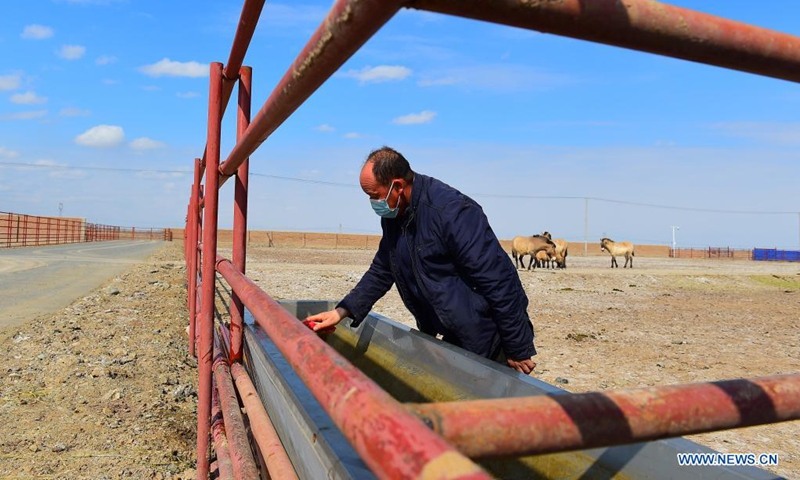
369, 181, 399, 218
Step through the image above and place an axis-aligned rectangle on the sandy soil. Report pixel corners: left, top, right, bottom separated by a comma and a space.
1, 242, 797, 478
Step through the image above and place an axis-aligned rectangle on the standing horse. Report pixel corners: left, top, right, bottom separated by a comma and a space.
600, 238, 635, 268
512, 235, 556, 270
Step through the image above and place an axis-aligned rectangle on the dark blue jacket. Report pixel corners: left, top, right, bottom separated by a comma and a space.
338, 174, 536, 360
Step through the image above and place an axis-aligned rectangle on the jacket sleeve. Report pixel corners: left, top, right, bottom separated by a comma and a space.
441, 198, 536, 360
336, 233, 394, 327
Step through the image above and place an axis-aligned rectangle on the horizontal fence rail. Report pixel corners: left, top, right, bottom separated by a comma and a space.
0, 211, 173, 248
670, 247, 753, 260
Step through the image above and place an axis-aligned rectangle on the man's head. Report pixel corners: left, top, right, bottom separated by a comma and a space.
360, 147, 414, 218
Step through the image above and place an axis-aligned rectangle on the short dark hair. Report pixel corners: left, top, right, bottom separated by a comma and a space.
366, 146, 414, 186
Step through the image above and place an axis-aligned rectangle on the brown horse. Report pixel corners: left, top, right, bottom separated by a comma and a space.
600, 238, 635, 268
511, 235, 556, 270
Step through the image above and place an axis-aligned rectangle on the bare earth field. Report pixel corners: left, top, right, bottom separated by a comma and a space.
1, 242, 798, 478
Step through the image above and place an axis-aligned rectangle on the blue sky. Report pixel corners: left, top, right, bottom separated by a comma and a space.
1, 1, 799, 249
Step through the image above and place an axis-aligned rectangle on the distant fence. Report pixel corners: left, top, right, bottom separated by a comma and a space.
1, 211, 173, 248
670, 247, 753, 260
753, 248, 800, 262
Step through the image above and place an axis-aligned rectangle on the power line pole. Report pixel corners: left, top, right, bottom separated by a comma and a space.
584, 197, 588, 256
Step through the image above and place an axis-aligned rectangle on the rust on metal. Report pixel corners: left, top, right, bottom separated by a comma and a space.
196, 61, 224, 480
230, 66, 252, 364
216, 258, 490, 480
406, 373, 800, 458
211, 385, 235, 480
411, 0, 800, 84
213, 334, 260, 479
231, 362, 299, 480
218, 0, 406, 180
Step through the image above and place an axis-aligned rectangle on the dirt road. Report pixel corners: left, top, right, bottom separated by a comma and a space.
0, 241, 166, 327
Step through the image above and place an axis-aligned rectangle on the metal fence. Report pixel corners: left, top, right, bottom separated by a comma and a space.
753, 248, 800, 262
670, 247, 753, 260
185, 1, 800, 479
0, 210, 173, 248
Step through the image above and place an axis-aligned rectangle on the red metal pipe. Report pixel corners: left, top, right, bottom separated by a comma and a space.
197, 62, 224, 480
405, 373, 800, 458
218, 0, 405, 180
211, 384, 235, 480
198, 0, 266, 175
188, 158, 202, 358
230, 66, 252, 364
213, 334, 260, 479
230, 362, 299, 480
215, 258, 489, 480
413, 0, 800, 84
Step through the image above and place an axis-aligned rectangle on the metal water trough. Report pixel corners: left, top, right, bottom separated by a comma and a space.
242, 300, 779, 480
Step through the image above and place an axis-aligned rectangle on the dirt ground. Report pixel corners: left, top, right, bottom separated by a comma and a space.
1, 241, 798, 478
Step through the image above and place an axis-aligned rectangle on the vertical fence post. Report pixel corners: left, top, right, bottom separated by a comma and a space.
189, 159, 202, 358
197, 62, 224, 480
230, 65, 252, 364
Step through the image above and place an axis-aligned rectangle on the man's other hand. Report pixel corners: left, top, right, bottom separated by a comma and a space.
305, 307, 348, 332
506, 358, 536, 374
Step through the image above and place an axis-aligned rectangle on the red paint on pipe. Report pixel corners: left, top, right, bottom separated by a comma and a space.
231, 363, 299, 480
213, 334, 260, 479
230, 66, 252, 364
413, 0, 800, 84
218, 0, 405, 179
197, 62, 224, 480
406, 373, 800, 458
211, 384, 235, 480
198, 0, 266, 176
188, 158, 202, 358
215, 258, 489, 480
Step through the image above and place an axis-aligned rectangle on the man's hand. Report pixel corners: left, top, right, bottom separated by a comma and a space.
305, 307, 349, 332
507, 358, 536, 374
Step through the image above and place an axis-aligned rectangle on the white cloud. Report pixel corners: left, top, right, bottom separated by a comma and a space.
0, 74, 22, 91
417, 64, 575, 92
21, 25, 54, 40
0, 110, 48, 121
139, 58, 207, 78
341, 65, 412, 84
58, 44, 86, 60
711, 122, 800, 146
95, 55, 117, 65
129, 137, 166, 151
343, 132, 363, 139
0, 146, 20, 158
102, 79, 118, 85
176, 91, 200, 99
392, 110, 437, 125
75, 125, 125, 147
315, 124, 335, 132
10, 91, 48, 105
140, 85, 161, 92
59, 107, 90, 117
136, 170, 185, 180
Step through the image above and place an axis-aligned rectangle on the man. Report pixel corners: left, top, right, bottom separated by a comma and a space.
307, 147, 536, 373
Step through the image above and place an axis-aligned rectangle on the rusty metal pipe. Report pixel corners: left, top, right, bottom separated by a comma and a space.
218, 0, 405, 180
231, 363, 299, 480
198, 0, 266, 174
213, 334, 260, 479
406, 373, 800, 458
196, 62, 224, 480
188, 158, 202, 358
412, 0, 800, 84
230, 66, 251, 364
215, 258, 489, 480
211, 384, 235, 480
